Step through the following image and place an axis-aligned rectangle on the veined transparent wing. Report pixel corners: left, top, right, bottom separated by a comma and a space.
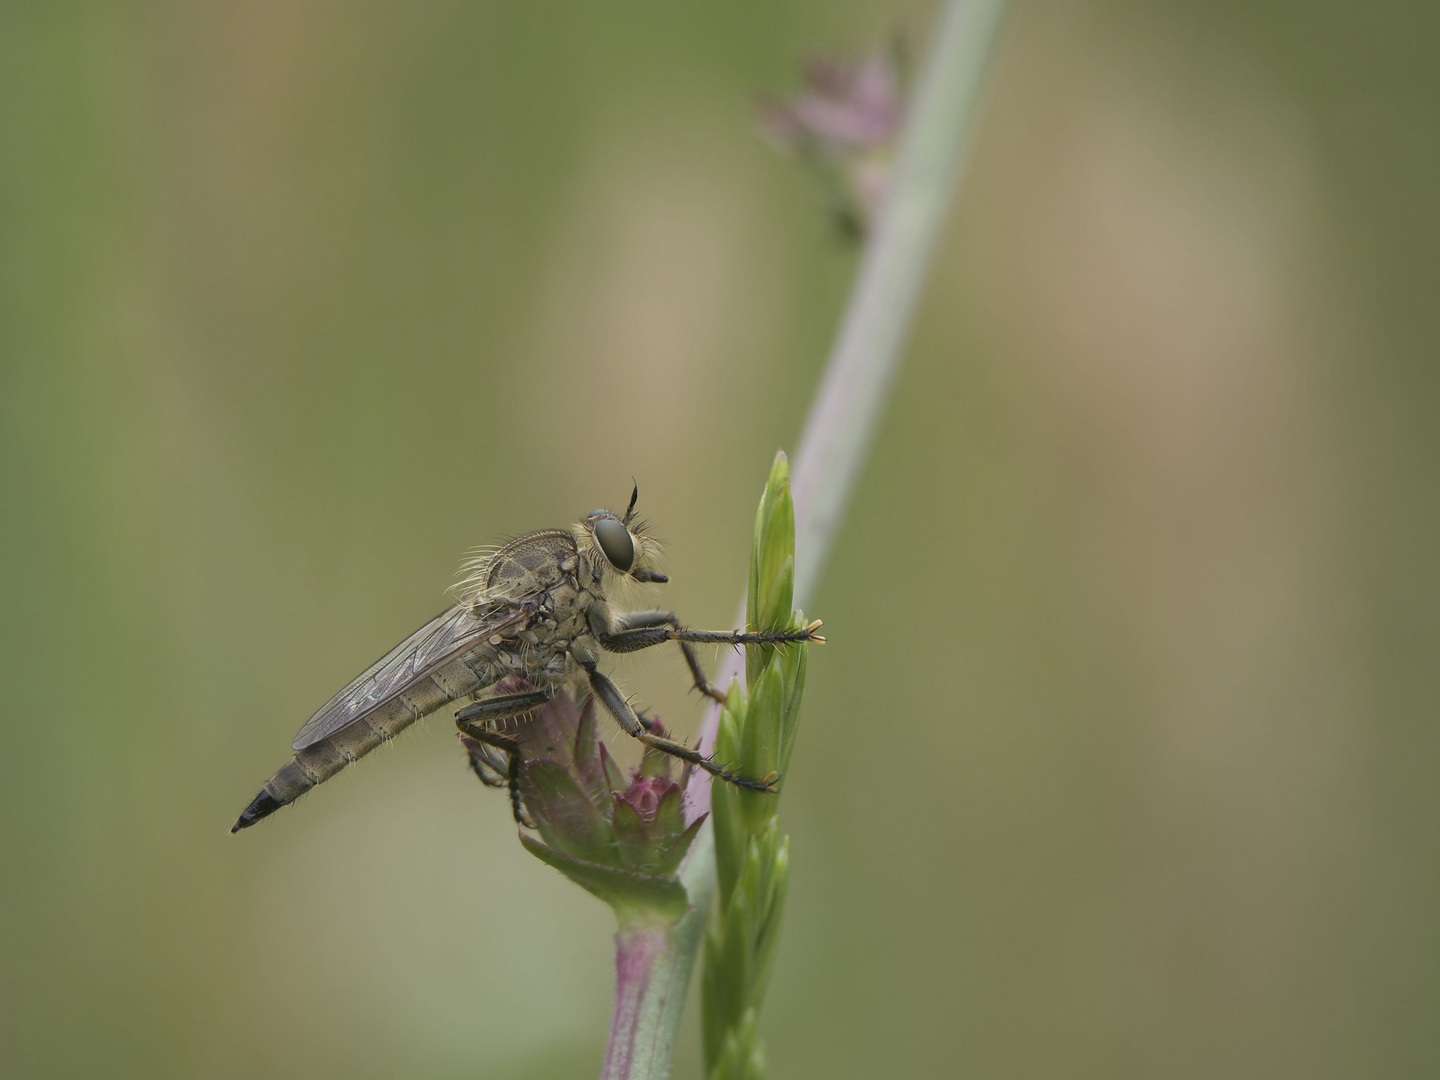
291, 602, 524, 751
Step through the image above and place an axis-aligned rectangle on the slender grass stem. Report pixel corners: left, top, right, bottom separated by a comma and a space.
603, 2, 1007, 1074
789, 0, 1008, 609
691, 0, 1007, 801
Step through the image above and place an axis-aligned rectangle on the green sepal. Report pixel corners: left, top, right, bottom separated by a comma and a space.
600, 741, 626, 794
609, 785, 694, 873
569, 698, 611, 812
521, 760, 615, 865
651, 782, 686, 843
611, 796, 654, 871
652, 813, 707, 877
518, 833, 690, 923
639, 739, 673, 779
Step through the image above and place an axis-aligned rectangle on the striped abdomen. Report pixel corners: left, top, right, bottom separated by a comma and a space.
231, 649, 494, 832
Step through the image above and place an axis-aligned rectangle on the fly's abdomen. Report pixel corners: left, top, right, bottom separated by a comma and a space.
231, 650, 496, 832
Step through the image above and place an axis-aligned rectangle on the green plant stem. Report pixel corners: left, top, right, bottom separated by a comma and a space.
600, 895, 708, 1080
602, 1, 1007, 1074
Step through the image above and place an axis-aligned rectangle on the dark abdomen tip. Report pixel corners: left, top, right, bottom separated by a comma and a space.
231, 789, 286, 833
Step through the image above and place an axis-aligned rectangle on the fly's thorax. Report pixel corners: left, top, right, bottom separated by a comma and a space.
491, 604, 583, 682
480, 559, 595, 683
512, 577, 592, 646
482, 529, 579, 606
491, 638, 574, 682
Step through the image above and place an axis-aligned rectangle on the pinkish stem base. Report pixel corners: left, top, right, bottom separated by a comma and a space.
600, 919, 693, 1080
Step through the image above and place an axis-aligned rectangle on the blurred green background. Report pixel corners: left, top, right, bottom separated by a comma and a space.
3, 2, 1438, 1077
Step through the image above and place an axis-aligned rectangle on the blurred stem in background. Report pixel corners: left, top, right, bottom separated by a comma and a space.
599, 0, 1008, 1076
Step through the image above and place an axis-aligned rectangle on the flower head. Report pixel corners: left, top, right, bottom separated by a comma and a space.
460, 678, 705, 923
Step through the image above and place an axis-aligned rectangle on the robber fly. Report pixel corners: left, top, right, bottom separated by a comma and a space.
231, 487, 823, 832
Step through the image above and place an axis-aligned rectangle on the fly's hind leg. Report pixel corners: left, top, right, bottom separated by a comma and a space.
465, 739, 511, 788
459, 725, 532, 828
455, 688, 556, 729
455, 688, 555, 827
580, 661, 777, 793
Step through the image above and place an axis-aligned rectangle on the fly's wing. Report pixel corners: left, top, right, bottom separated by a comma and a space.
291, 602, 524, 751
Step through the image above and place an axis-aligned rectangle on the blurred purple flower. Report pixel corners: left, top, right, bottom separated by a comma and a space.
758, 48, 906, 232
761, 52, 903, 149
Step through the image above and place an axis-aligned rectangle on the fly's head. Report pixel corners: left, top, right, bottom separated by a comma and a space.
576, 484, 667, 590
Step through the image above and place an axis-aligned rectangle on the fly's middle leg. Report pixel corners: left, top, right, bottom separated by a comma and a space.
604, 610, 728, 703
579, 661, 777, 793
464, 729, 532, 828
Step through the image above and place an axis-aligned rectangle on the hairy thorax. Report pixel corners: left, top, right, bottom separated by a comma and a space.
474, 529, 603, 686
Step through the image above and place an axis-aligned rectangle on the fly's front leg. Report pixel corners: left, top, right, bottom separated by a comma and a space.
598, 613, 824, 661
455, 688, 555, 827
579, 660, 777, 793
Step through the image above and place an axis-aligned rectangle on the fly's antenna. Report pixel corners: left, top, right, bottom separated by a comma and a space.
623, 481, 639, 525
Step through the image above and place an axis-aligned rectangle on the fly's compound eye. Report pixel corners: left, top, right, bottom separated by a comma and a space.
593, 517, 635, 572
